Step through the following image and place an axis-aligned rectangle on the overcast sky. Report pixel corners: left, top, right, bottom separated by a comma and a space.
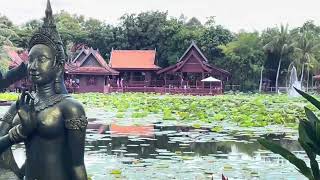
0, 0, 320, 32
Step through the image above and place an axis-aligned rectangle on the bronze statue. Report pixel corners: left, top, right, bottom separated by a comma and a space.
0, 1, 88, 179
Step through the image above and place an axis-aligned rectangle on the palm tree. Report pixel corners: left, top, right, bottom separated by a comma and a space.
258, 66, 265, 92
294, 31, 320, 91
263, 24, 294, 92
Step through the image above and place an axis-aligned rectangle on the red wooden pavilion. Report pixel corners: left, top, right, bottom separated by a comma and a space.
109, 49, 160, 87
3, 47, 29, 91
3, 41, 230, 95
65, 47, 119, 93
156, 41, 230, 94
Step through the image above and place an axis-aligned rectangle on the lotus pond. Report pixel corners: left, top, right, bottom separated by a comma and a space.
0, 92, 319, 179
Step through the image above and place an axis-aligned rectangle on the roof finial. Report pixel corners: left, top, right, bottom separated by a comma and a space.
29, 0, 64, 62
43, 0, 55, 28
45, 0, 53, 18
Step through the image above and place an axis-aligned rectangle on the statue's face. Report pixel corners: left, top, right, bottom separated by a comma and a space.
28, 44, 56, 85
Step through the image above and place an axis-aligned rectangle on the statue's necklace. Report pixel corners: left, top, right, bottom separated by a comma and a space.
33, 93, 70, 112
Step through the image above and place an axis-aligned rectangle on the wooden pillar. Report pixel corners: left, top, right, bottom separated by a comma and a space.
180, 72, 183, 88
196, 77, 197, 88
129, 71, 133, 86
130, 71, 133, 80
164, 74, 167, 87
202, 72, 205, 88
220, 75, 223, 91
145, 71, 152, 86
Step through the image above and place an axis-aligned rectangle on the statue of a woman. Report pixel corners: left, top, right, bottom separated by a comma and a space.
0, 1, 88, 179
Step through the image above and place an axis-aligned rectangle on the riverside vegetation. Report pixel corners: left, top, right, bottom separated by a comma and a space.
0, 92, 317, 128
259, 89, 320, 180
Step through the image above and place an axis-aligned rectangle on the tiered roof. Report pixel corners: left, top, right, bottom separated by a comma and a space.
72, 47, 89, 63
3, 47, 28, 69
157, 41, 230, 77
66, 48, 118, 75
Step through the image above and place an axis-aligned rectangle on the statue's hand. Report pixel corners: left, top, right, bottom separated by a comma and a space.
0, 62, 27, 90
16, 91, 36, 136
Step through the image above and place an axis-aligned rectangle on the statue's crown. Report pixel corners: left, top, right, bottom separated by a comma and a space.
28, 0, 65, 63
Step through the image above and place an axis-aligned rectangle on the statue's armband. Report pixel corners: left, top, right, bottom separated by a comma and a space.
65, 115, 88, 131
0, 111, 15, 126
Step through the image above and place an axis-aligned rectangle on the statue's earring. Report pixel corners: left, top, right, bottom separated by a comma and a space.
54, 63, 63, 94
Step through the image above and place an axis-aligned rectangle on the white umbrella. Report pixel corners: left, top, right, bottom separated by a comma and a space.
201, 76, 221, 94
201, 76, 221, 82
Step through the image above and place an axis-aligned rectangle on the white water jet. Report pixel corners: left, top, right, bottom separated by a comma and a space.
288, 66, 302, 97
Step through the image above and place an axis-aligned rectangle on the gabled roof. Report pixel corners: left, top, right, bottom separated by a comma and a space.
72, 47, 89, 63
3, 47, 28, 68
8, 50, 23, 68
109, 50, 160, 70
78, 48, 108, 67
19, 50, 29, 62
178, 41, 209, 62
313, 74, 320, 80
157, 41, 230, 77
66, 48, 119, 75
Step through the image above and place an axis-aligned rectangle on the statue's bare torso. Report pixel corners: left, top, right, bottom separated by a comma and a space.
12, 97, 86, 180
0, 1, 88, 179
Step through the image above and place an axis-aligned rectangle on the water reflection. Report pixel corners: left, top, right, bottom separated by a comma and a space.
2, 122, 307, 180
86, 124, 303, 158
110, 124, 154, 137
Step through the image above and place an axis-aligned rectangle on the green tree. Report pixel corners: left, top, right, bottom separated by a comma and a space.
263, 24, 294, 92
199, 23, 233, 66
185, 17, 202, 28
54, 11, 87, 49
0, 15, 18, 74
293, 31, 320, 91
219, 32, 265, 90
13, 19, 41, 49
82, 18, 115, 59
119, 11, 183, 67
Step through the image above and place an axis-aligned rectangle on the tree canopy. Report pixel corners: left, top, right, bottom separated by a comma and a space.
1, 11, 320, 91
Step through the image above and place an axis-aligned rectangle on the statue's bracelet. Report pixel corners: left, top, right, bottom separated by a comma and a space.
8, 125, 27, 143
1, 111, 15, 125
16, 124, 27, 139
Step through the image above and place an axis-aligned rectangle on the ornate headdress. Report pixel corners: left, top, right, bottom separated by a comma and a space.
0, 0, 67, 93
28, 0, 65, 64
28, 0, 68, 94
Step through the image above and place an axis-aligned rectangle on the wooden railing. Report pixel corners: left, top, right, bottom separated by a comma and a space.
107, 80, 218, 88
106, 86, 222, 95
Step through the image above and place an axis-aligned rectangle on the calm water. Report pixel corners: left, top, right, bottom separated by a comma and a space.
82, 124, 306, 180
0, 106, 309, 180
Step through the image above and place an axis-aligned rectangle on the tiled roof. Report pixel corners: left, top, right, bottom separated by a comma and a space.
87, 48, 108, 67
66, 66, 118, 75
157, 41, 230, 76
18, 50, 29, 62
72, 47, 89, 63
178, 41, 209, 62
109, 50, 160, 70
3, 47, 28, 68
67, 48, 119, 75
313, 74, 320, 80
